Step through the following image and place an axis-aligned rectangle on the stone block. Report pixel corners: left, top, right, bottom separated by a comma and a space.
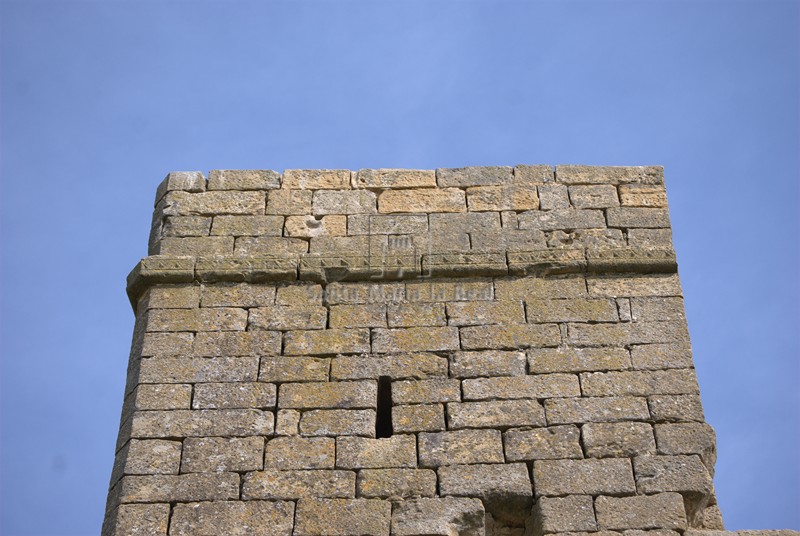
595, 493, 687, 530
462, 374, 580, 400
234, 236, 309, 255
264, 436, 335, 469
517, 208, 605, 231
284, 329, 371, 355
210, 215, 284, 236
630, 297, 685, 323
357, 469, 436, 499
526, 298, 618, 323
329, 304, 387, 328
155, 236, 234, 255
201, 283, 276, 307
387, 303, 447, 327
393, 404, 445, 433
528, 347, 630, 374
494, 277, 587, 300
207, 169, 282, 190
131, 409, 273, 438
275, 409, 300, 436
618, 184, 668, 207
103, 503, 169, 536
249, 306, 327, 330
300, 409, 376, 437
534, 495, 597, 534
391, 497, 485, 536
568, 185, 619, 208
331, 353, 447, 380
260, 356, 330, 382
140, 285, 201, 310
634, 455, 713, 499
503, 425, 583, 461
392, 379, 461, 404
446, 300, 525, 326
293, 498, 391, 536
630, 343, 693, 370
587, 274, 682, 297
545, 396, 650, 424
406, 280, 493, 302
607, 207, 670, 228
354, 168, 436, 188
437, 166, 514, 187
285, 215, 346, 238
279, 381, 377, 410
113, 439, 181, 481
193, 331, 281, 356
325, 282, 405, 304
266, 189, 312, 215
192, 382, 276, 409
538, 183, 570, 210
242, 470, 356, 500
429, 212, 502, 236
533, 458, 635, 496
336, 435, 417, 468
283, 169, 351, 189
460, 323, 561, 350
170, 501, 294, 536
648, 394, 705, 422
555, 165, 664, 185
155, 170, 206, 202
447, 399, 545, 429
580, 369, 699, 397
141, 332, 194, 357
372, 327, 460, 353
418, 429, 504, 466
567, 322, 689, 346
128, 384, 191, 410
582, 422, 656, 458
439, 463, 533, 524
379, 188, 466, 213
139, 357, 259, 383
114, 473, 239, 503
181, 436, 264, 472
146, 307, 247, 332
655, 423, 717, 471
449, 350, 526, 378
312, 190, 377, 217
347, 214, 429, 235
515, 164, 555, 183
627, 228, 674, 247
276, 283, 324, 305
467, 184, 538, 211
161, 190, 265, 216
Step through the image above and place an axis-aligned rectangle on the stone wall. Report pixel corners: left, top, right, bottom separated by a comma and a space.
104, 165, 792, 536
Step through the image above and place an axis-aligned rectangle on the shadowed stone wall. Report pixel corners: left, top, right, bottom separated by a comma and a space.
103, 165, 795, 536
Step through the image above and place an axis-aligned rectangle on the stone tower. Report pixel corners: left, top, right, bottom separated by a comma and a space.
104, 165, 729, 536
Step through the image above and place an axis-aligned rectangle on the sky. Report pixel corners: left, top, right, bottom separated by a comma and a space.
0, 1, 798, 534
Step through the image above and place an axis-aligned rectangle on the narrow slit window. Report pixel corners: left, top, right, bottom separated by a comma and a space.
376, 376, 393, 438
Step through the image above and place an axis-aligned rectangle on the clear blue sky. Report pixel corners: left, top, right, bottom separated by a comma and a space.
0, 1, 797, 534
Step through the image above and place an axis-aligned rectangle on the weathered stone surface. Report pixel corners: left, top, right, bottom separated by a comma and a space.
283, 169, 351, 189
208, 169, 281, 190
140, 285, 200, 310
279, 381, 377, 409
266, 189, 313, 215
170, 501, 295, 536
569, 185, 619, 208
580, 369, 699, 397
103, 503, 169, 536
354, 168, 436, 188
528, 347, 630, 373
526, 298, 618, 322
331, 353, 447, 380
392, 404, 445, 433
446, 300, 525, 326
128, 384, 191, 410
326, 282, 405, 304
391, 497, 485, 536
463, 374, 580, 400
357, 469, 436, 499
447, 399, 545, 429
467, 184, 538, 211
630, 343, 693, 370
607, 207, 670, 228
567, 322, 689, 346
139, 357, 259, 383
329, 304, 386, 328
582, 422, 656, 458
141, 331, 194, 356
293, 498, 391, 536
628, 228, 674, 248
515, 164, 554, 183
276, 283, 324, 305
533, 458, 635, 496
235, 236, 308, 255
534, 495, 597, 534
518, 208, 605, 231
348, 214, 429, 235
181, 436, 264, 472
503, 425, 583, 461
243, 470, 356, 499
538, 183, 570, 210
336, 435, 417, 468
587, 274, 682, 297
619, 184, 668, 207
300, 409, 375, 437
630, 297, 686, 322
275, 409, 301, 436
392, 379, 461, 404
372, 327, 460, 352
146, 307, 247, 332
113, 439, 181, 481
418, 429, 504, 466
155, 171, 206, 202
161, 190, 265, 216
595, 493, 687, 530
379, 188, 466, 213
406, 280, 494, 302
449, 350, 526, 378
284, 329, 371, 355
439, 463, 532, 523
114, 473, 239, 503
265, 436, 335, 469
193, 331, 281, 356
655, 423, 717, 471
201, 283, 276, 307
131, 409, 273, 438
634, 454, 713, 499
545, 396, 650, 424
460, 323, 561, 350
313, 190, 377, 215
437, 166, 514, 187
260, 356, 330, 382
648, 394, 705, 422
192, 382, 276, 409
495, 277, 587, 300
555, 165, 664, 185
211, 215, 284, 236
249, 306, 327, 330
